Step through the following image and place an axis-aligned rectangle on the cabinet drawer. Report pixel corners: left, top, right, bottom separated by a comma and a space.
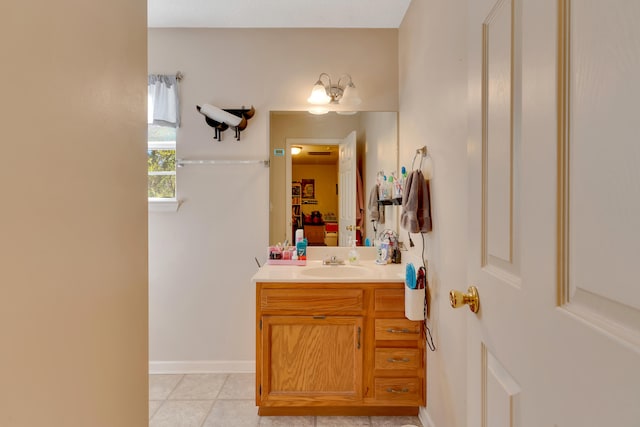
375, 348, 420, 370
374, 289, 404, 313
375, 319, 421, 340
374, 378, 421, 404
260, 289, 364, 314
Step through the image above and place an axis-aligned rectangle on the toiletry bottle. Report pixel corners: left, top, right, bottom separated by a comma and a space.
348, 238, 359, 265
376, 239, 389, 264
296, 238, 307, 260
381, 176, 391, 200
392, 247, 401, 264
388, 176, 395, 199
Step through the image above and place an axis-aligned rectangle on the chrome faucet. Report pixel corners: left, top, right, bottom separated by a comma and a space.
323, 255, 345, 265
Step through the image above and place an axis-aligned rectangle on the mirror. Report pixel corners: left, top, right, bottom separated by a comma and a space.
269, 111, 399, 246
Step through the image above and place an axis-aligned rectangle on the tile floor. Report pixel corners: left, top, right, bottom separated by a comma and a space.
149, 373, 423, 427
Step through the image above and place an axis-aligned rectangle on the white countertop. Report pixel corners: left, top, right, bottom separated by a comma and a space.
252, 259, 406, 283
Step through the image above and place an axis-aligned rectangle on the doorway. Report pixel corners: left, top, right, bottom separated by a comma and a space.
287, 138, 340, 246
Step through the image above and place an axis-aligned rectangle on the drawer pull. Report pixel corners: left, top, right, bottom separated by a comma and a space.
387, 357, 411, 363
386, 328, 419, 334
386, 387, 410, 394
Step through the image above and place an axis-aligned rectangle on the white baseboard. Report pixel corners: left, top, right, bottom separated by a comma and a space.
418, 407, 435, 427
149, 360, 255, 374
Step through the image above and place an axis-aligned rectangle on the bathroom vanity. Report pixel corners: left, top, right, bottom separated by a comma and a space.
253, 254, 425, 416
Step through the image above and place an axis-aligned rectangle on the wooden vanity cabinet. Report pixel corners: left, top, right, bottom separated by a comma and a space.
256, 282, 425, 416
303, 225, 325, 246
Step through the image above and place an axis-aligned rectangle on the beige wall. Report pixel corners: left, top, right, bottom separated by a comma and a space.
399, 0, 469, 426
0, 1, 148, 426
361, 111, 399, 240
148, 29, 398, 366
292, 164, 339, 220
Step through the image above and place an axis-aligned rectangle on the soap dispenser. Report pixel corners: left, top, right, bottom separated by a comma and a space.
348, 238, 360, 265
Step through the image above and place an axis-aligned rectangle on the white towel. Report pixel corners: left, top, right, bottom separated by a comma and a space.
148, 74, 180, 127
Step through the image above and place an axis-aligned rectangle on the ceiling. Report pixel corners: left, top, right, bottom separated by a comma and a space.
292, 144, 339, 166
148, 0, 412, 28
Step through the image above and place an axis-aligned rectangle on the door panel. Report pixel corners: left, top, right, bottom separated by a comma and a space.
482, 345, 520, 427
261, 315, 363, 403
339, 131, 357, 246
484, 0, 515, 266
468, 0, 640, 425
481, 0, 522, 283
560, 0, 640, 348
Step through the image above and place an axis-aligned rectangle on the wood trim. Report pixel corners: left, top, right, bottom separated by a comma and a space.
375, 319, 422, 341
481, 343, 488, 427
375, 348, 421, 370
374, 288, 405, 313
556, 0, 571, 307
258, 406, 419, 417
260, 288, 364, 314
481, 7, 490, 268
256, 284, 263, 405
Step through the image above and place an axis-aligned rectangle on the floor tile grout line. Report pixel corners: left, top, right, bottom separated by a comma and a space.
215, 373, 231, 399
165, 373, 186, 400
199, 373, 230, 427
148, 400, 162, 422
197, 399, 216, 427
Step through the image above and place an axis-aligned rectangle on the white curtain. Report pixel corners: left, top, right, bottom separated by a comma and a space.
148, 74, 180, 127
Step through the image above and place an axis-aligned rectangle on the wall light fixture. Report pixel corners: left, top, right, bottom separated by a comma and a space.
307, 73, 361, 115
291, 146, 302, 155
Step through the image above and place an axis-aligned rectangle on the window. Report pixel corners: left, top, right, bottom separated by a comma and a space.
148, 124, 176, 200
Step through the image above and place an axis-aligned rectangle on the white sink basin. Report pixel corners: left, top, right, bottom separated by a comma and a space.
299, 265, 373, 278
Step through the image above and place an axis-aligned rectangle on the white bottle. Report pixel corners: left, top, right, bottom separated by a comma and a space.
348, 238, 360, 265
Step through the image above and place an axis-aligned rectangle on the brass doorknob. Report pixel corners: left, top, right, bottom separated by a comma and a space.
345, 225, 362, 231
449, 286, 480, 313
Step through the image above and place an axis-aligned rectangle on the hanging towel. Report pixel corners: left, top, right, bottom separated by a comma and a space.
368, 185, 385, 224
401, 170, 432, 233
148, 74, 180, 127
356, 168, 364, 222
356, 168, 365, 245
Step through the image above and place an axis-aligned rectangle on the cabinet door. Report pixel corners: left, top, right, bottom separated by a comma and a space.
260, 315, 363, 405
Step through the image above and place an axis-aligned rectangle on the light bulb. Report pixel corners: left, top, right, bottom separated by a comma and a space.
339, 84, 361, 106
307, 82, 331, 105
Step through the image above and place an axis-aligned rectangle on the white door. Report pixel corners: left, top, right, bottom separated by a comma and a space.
464, 1, 640, 426
339, 131, 357, 246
